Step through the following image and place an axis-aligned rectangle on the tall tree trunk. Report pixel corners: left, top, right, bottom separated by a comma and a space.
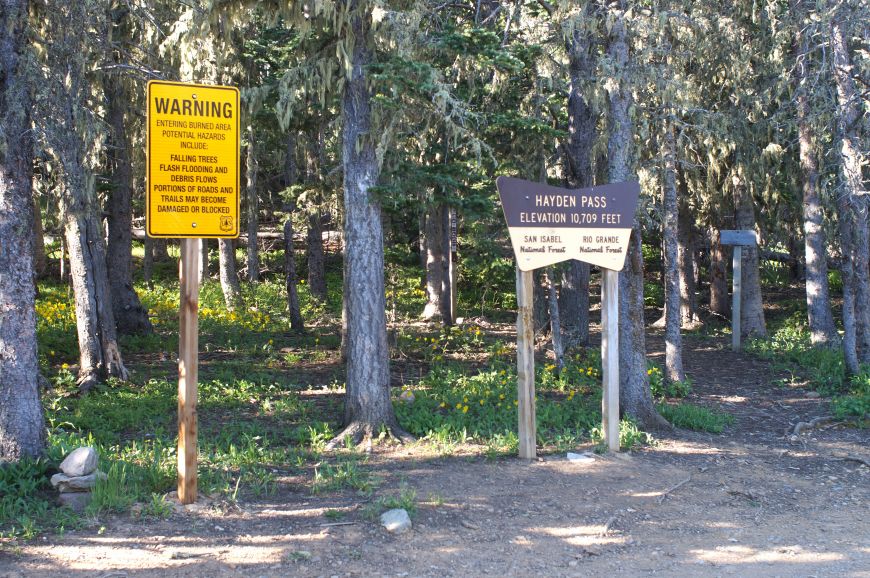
31, 191, 46, 278
559, 261, 589, 348
143, 235, 154, 289
836, 193, 860, 375
0, 0, 46, 460
421, 204, 445, 321
246, 125, 259, 283
284, 218, 304, 332
605, 2, 669, 430
560, 19, 595, 348
793, 4, 838, 346
305, 130, 328, 302
662, 121, 685, 383
547, 267, 564, 370
218, 239, 242, 310
677, 183, 698, 326
105, 74, 152, 336
732, 173, 766, 337
329, 0, 409, 445
709, 226, 730, 317
61, 172, 129, 391
440, 203, 453, 325
830, 10, 870, 362
198, 239, 209, 283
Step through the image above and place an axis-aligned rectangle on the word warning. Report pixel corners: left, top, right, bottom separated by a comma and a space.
497, 177, 640, 271
147, 80, 240, 238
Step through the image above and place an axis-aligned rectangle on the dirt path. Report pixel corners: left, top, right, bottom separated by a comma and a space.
2, 336, 868, 577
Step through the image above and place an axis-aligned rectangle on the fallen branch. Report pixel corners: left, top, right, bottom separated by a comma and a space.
658, 476, 692, 505
789, 415, 836, 436
320, 521, 356, 527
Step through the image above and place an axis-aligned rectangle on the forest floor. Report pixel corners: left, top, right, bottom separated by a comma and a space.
1, 332, 868, 577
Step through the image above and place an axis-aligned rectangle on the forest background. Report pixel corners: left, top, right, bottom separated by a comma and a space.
0, 0, 868, 540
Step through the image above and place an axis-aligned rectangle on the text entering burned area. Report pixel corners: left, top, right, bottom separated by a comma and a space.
152, 121, 233, 216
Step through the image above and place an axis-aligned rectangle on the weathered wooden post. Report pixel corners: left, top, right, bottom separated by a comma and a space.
720, 230, 757, 352
147, 80, 240, 503
497, 177, 639, 457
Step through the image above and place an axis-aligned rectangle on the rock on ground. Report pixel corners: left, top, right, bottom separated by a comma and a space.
59, 446, 98, 477
380, 509, 412, 534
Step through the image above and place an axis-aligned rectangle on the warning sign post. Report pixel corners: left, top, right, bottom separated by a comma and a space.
147, 80, 240, 238
146, 80, 240, 505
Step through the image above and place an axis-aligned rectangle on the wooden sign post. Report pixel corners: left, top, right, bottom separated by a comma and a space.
720, 230, 757, 352
497, 177, 640, 457
147, 80, 240, 504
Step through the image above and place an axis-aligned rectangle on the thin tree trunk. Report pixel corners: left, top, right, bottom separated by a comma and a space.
218, 239, 242, 310
284, 218, 304, 332
144, 235, 154, 289
560, 20, 595, 348
733, 174, 766, 337
329, 0, 409, 446
31, 191, 46, 278
422, 205, 445, 321
62, 172, 129, 391
198, 239, 209, 283
559, 260, 589, 348
547, 267, 564, 370
663, 121, 685, 383
305, 130, 327, 301
837, 194, 860, 375
0, 0, 47, 460
677, 186, 698, 326
246, 125, 259, 282
440, 202, 453, 325
830, 11, 870, 362
709, 226, 730, 317
105, 74, 152, 335
606, 2, 669, 430
793, 4, 838, 346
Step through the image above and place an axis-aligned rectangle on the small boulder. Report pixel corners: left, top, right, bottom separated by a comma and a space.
59, 446, 98, 477
51, 470, 108, 493
380, 508, 412, 534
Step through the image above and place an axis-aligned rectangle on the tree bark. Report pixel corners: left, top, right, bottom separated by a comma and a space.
732, 173, 766, 337
31, 191, 46, 278
559, 260, 589, 348
329, 0, 409, 446
662, 121, 685, 383
440, 203, 453, 325
677, 186, 698, 326
547, 267, 564, 370
0, 0, 47, 460
709, 226, 730, 317
198, 239, 210, 283
105, 73, 152, 336
421, 204, 445, 321
304, 130, 328, 302
218, 239, 242, 310
246, 125, 259, 282
836, 190, 860, 375
284, 218, 305, 332
559, 18, 595, 348
830, 10, 870, 362
605, 2, 669, 430
62, 172, 129, 391
793, 4, 838, 346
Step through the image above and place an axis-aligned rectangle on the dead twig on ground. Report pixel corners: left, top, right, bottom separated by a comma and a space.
598, 515, 618, 536
835, 455, 870, 468
320, 521, 357, 527
657, 476, 692, 505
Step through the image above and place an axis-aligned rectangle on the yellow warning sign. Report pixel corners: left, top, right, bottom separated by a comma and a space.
147, 81, 239, 238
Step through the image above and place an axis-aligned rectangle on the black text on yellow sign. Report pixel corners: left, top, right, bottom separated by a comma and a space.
147, 81, 240, 238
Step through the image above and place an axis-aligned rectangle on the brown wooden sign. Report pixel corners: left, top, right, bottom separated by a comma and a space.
496, 177, 640, 271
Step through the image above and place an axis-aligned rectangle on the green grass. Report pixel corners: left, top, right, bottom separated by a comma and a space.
657, 403, 734, 433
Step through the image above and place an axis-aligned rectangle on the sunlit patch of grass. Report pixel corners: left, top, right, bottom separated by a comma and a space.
657, 403, 734, 433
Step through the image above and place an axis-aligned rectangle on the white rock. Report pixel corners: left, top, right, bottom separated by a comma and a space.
380, 508, 412, 534
50, 470, 107, 492
59, 446, 98, 477
567, 452, 595, 464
